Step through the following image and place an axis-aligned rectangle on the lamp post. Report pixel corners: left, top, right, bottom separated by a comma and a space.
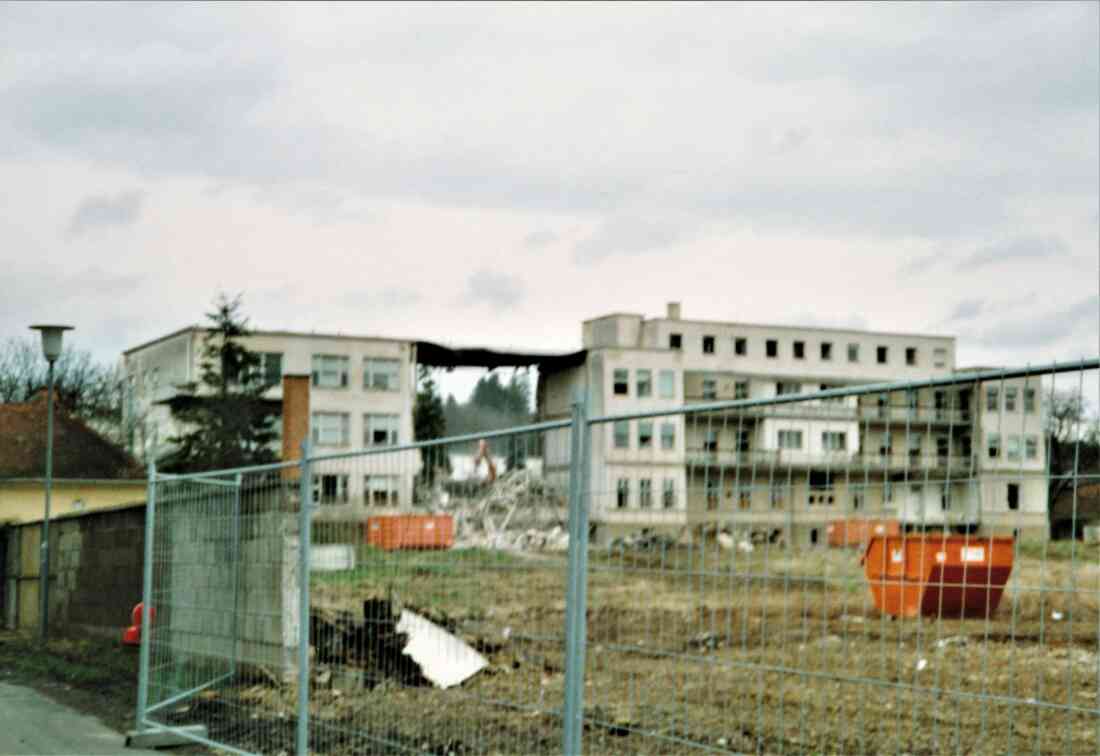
30, 324, 72, 642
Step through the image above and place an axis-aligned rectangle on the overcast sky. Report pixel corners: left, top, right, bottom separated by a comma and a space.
1, 2, 1096, 401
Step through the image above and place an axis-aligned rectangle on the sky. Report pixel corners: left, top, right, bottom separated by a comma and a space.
1, 1, 1097, 403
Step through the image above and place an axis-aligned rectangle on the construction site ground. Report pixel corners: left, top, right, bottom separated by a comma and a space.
166, 541, 1100, 755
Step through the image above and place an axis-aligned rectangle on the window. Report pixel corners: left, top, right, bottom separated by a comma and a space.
1026, 436, 1038, 459
365, 414, 399, 446
908, 434, 922, 459
312, 355, 349, 389
1004, 388, 1017, 412
1007, 483, 1020, 511
259, 352, 283, 386
809, 470, 834, 492
766, 339, 778, 358
960, 435, 972, 458
1006, 435, 1021, 461
1024, 387, 1036, 413
636, 369, 652, 398
906, 390, 919, 414
737, 487, 752, 510
848, 343, 860, 363
313, 474, 349, 506
776, 381, 801, 396
936, 436, 950, 459
820, 342, 833, 361
638, 421, 654, 449
879, 433, 893, 457
364, 358, 400, 391
613, 369, 629, 396
658, 370, 675, 398
614, 421, 630, 449
703, 429, 719, 454
941, 486, 951, 511
852, 489, 864, 511
877, 346, 888, 364
639, 479, 652, 509
933, 348, 947, 369
702, 378, 717, 400
987, 433, 1001, 459
670, 333, 682, 350
663, 479, 676, 509
770, 487, 786, 509
702, 335, 716, 354
934, 390, 947, 419
778, 429, 803, 449
793, 340, 805, 359
986, 387, 999, 412
735, 429, 751, 452
705, 478, 719, 510
905, 347, 917, 366
660, 422, 676, 450
734, 337, 747, 356
876, 393, 889, 418
734, 381, 749, 400
365, 475, 399, 507
617, 479, 630, 509
822, 431, 846, 451
312, 412, 350, 446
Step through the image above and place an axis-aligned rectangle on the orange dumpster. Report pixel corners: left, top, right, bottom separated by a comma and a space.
827, 518, 900, 548
365, 515, 454, 551
862, 534, 1014, 618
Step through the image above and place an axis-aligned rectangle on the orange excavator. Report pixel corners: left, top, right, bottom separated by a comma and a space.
472, 439, 497, 483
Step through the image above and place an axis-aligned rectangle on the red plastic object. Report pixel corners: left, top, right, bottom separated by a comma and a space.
827, 518, 901, 549
863, 535, 1015, 618
122, 602, 155, 645
365, 515, 454, 551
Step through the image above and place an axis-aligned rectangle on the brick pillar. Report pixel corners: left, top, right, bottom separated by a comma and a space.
281, 375, 310, 472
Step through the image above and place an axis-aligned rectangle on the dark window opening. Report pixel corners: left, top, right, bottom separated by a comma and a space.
670, 333, 682, 350
702, 335, 715, 354
877, 346, 888, 364
820, 342, 832, 361
793, 341, 805, 359
766, 339, 778, 358
734, 337, 747, 355
1007, 483, 1020, 511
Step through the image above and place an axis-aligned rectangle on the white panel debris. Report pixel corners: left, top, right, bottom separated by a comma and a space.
396, 610, 489, 689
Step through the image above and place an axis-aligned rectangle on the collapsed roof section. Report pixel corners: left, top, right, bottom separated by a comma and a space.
414, 341, 587, 372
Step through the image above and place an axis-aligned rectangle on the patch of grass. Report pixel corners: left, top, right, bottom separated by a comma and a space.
1016, 538, 1098, 562
0, 634, 136, 688
310, 546, 529, 585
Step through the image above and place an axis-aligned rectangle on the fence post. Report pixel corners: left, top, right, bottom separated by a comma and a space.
563, 393, 592, 755
296, 440, 312, 756
136, 457, 157, 731
230, 473, 242, 677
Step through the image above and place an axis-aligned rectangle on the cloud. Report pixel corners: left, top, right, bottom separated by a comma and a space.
463, 270, 524, 310
956, 234, 1070, 271
523, 230, 559, 249
946, 299, 984, 322
976, 295, 1098, 349
573, 217, 694, 263
897, 252, 942, 277
66, 191, 145, 237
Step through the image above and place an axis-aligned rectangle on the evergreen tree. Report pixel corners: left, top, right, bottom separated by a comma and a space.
414, 366, 448, 486
161, 294, 280, 472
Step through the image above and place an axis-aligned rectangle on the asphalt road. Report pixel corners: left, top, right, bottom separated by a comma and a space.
0, 682, 159, 756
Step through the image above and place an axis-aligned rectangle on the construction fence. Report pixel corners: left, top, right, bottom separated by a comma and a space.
134, 359, 1100, 754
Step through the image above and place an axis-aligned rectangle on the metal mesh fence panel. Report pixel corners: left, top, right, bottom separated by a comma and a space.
577, 362, 1100, 755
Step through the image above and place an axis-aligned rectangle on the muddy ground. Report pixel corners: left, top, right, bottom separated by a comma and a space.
163, 543, 1098, 755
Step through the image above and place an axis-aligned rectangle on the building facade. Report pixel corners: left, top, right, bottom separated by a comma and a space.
121, 328, 419, 517
538, 304, 1049, 545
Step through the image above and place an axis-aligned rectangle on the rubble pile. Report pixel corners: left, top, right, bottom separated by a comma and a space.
433, 470, 570, 552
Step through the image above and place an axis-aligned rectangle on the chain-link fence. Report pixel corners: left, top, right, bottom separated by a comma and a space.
134, 359, 1099, 754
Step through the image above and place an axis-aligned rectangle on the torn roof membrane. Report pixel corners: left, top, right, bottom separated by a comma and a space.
414, 341, 586, 371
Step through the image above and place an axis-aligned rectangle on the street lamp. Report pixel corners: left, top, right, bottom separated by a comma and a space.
29, 324, 72, 642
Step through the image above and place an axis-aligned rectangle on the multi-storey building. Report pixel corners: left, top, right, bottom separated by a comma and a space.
537, 304, 1049, 545
121, 327, 418, 515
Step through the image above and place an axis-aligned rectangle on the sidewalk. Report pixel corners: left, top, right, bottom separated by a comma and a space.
0, 682, 159, 756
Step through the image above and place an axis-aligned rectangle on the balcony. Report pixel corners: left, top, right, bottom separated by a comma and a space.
858, 407, 971, 426
684, 448, 974, 473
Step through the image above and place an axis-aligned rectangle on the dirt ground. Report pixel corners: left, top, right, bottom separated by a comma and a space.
152, 542, 1099, 755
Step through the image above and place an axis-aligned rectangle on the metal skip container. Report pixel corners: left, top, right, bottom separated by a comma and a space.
862, 534, 1015, 618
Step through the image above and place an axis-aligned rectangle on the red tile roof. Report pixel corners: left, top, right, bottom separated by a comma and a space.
0, 391, 141, 479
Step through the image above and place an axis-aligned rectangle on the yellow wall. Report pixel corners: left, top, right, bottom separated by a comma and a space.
0, 480, 145, 523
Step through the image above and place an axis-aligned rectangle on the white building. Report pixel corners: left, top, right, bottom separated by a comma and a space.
537, 304, 1049, 545
121, 327, 419, 515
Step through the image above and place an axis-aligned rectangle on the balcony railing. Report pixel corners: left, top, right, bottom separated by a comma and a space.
684, 448, 975, 471
682, 400, 972, 425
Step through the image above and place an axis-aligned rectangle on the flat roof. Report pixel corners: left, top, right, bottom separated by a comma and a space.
415, 341, 587, 370
124, 326, 414, 356
585, 312, 954, 341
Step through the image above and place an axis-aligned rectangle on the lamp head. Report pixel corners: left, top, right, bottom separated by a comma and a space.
29, 325, 74, 363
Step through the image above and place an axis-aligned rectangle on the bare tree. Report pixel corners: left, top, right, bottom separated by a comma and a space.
1045, 389, 1100, 510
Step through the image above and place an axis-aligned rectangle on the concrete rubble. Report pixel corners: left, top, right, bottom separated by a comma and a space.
429, 469, 570, 552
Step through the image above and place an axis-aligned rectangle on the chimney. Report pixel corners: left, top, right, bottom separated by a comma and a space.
281, 374, 310, 468
667, 302, 681, 320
